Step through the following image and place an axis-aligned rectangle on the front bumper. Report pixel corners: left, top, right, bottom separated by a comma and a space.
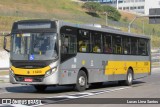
9, 71, 59, 85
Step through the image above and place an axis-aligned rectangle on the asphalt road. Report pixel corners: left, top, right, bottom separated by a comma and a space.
0, 68, 159, 107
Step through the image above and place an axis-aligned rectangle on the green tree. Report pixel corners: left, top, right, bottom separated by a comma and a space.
82, 2, 103, 13
102, 5, 121, 21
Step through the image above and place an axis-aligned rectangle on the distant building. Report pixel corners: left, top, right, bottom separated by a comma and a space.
118, 0, 160, 15
82, 0, 160, 15
82, 0, 145, 14
118, 0, 145, 14
145, 0, 160, 15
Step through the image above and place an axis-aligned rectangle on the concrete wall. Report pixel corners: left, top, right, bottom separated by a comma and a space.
0, 51, 9, 68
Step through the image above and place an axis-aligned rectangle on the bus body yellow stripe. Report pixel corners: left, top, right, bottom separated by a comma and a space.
105, 61, 150, 75
11, 61, 150, 76
11, 66, 51, 75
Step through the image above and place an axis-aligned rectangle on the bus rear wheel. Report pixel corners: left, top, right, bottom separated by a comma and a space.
34, 85, 47, 92
126, 69, 133, 86
118, 69, 133, 86
75, 70, 87, 92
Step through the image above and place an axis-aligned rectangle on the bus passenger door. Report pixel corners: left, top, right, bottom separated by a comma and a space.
60, 33, 77, 84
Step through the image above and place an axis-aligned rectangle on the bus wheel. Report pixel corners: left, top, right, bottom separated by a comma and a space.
34, 85, 47, 92
75, 70, 87, 92
125, 69, 133, 86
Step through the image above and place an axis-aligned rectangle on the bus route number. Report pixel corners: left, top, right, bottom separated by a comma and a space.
33, 70, 42, 74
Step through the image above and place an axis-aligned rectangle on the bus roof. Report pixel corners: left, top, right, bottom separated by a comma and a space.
59, 21, 150, 39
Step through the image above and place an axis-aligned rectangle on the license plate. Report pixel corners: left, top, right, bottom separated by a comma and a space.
24, 78, 33, 82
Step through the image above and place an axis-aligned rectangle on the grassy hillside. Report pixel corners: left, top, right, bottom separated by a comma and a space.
0, 0, 83, 15
0, 0, 84, 25
0, 0, 160, 49
0, 0, 105, 30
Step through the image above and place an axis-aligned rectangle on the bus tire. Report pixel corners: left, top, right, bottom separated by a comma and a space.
125, 69, 133, 86
75, 70, 87, 92
34, 85, 47, 92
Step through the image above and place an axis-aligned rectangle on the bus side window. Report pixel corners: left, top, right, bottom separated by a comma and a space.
61, 34, 76, 54
123, 37, 131, 55
92, 32, 102, 53
113, 35, 122, 54
61, 34, 69, 54
138, 39, 147, 55
104, 43, 111, 53
103, 34, 112, 54
69, 35, 77, 54
79, 41, 87, 52
62, 43, 68, 54
78, 29, 90, 53
131, 38, 138, 55
116, 46, 122, 54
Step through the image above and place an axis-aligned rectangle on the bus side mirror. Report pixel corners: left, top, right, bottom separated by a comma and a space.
3, 34, 10, 52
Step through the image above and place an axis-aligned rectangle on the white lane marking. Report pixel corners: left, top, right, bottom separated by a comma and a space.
69, 87, 131, 99
92, 87, 130, 95
56, 96, 79, 99
32, 87, 131, 107
77, 92, 94, 96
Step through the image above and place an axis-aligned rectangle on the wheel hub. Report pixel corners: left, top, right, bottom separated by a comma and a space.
128, 73, 132, 83
79, 76, 85, 86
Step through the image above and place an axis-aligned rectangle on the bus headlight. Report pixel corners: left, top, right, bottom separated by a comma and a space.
45, 67, 57, 77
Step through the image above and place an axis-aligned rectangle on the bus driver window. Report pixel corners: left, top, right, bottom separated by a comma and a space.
40, 37, 50, 54
15, 35, 21, 54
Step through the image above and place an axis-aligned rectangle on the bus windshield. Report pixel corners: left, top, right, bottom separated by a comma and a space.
11, 32, 58, 60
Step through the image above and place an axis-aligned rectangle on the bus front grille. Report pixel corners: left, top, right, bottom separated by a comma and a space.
14, 75, 44, 82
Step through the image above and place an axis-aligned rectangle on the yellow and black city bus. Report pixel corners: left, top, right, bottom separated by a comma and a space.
4, 19, 151, 92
